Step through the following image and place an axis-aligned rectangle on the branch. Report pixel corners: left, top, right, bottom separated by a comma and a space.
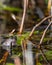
47, 0, 51, 13
39, 21, 52, 46
40, 49, 50, 65
28, 16, 52, 38
35, 53, 39, 65
21, 39, 27, 65
9, 29, 15, 35
19, 0, 28, 34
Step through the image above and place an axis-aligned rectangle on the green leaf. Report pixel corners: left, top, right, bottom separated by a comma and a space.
16, 32, 30, 45
40, 51, 52, 61
0, 3, 22, 12
38, 63, 42, 65
6, 63, 14, 65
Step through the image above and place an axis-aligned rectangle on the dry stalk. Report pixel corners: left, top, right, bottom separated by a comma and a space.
38, 21, 52, 65
19, 0, 28, 34
35, 52, 39, 65
39, 21, 52, 46
48, 0, 51, 13
9, 29, 15, 36
40, 49, 50, 65
28, 16, 52, 38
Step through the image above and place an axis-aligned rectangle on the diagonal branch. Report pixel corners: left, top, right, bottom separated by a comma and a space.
39, 21, 52, 46
28, 16, 52, 38
40, 49, 50, 65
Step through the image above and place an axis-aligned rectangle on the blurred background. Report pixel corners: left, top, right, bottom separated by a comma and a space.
0, 0, 52, 65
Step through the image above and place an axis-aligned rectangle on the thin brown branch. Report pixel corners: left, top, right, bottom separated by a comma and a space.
9, 29, 15, 36
21, 39, 27, 65
40, 49, 50, 65
28, 16, 52, 38
26, 0, 29, 7
35, 53, 39, 65
2, 51, 9, 65
19, 0, 28, 34
39, 21, 52, 46
47, 0, 51, 13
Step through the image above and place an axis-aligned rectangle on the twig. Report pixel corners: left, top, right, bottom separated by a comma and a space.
11, 13, 17, 21
39, 21, 52, 46
9, 29, 15, 36
19, 0, 28, 34
48, 0, 51, 13
40, 49, 50, 65
35, 52, 39, 65
28, 16, 52, 38
11, 13, 21, 27
26, 0, 29, 7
